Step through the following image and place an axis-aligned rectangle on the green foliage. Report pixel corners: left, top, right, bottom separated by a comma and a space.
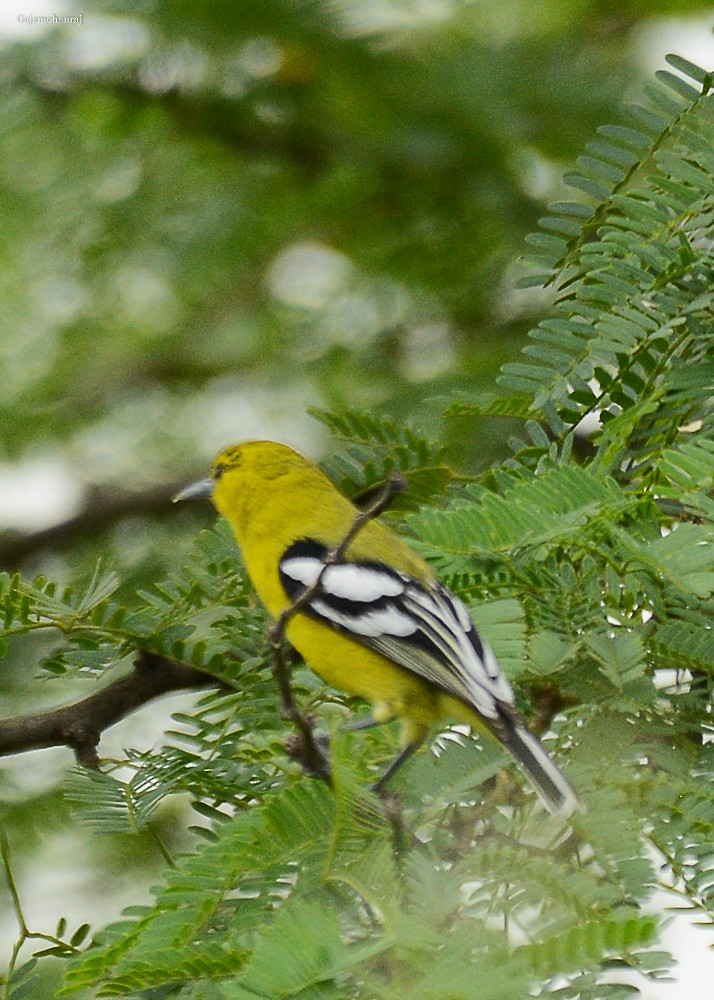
407, 465, 629, 557
3, 38, 714, 1000
0, 522, 267, 680
3, 959, 40, 1000
501, 54, 714, 489
309, 407, 453, 512
58, 754, 666, 1000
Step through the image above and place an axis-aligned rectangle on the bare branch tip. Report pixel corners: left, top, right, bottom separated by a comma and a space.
388, 472, 408, 494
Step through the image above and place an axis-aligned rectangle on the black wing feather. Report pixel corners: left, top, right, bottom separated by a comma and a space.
278, 539, 513, 721
278, 539, 581, 815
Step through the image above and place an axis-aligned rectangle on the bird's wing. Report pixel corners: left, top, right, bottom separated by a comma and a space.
278, 539, 515, 724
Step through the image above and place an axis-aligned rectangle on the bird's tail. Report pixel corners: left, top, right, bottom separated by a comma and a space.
501, 721, 581, 817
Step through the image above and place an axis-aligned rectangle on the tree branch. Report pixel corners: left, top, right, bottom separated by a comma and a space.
0, 651, 222, 766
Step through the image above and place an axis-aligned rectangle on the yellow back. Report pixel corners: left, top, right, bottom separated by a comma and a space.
210, 441, 431, 617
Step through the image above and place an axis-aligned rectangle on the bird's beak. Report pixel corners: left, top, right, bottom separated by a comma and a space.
173, 477, 214, 503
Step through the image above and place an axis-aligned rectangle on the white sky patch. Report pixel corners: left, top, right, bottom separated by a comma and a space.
402, 322, 456, 381
0, 457, 83, 530
334, 0, 455, 37
0, 0, 59, 38
69, 378, 323, 488
114, 265, 181, 334
234, 36, 283, 78
637, 15, 714, 75
267, 242, 355, 310
64, 16, 151, 71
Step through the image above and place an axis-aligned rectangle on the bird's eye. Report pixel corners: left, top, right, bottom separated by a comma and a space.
213, 462, 226, 481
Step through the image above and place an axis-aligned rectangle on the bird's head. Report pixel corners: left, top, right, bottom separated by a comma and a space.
174, 440, 314, 528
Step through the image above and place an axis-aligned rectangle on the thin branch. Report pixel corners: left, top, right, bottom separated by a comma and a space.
1, 832, 85, 991
267, 473, 407, 784
0, 833, 27, 937
0, 652, 222, 764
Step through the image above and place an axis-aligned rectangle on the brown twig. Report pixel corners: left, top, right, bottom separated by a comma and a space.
267, 473, 407, 784
0, 651, 222, 765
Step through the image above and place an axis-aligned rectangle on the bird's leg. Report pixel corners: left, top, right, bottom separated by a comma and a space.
369, 741, 424, 860
345, 715, 383, 732
370, 740, 421, 794
343, 715, 419, 793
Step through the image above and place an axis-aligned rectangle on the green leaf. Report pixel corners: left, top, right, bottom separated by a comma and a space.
665, 53, 712, 88
655, 69, 703, 102
408, 466, 626, 556
615, 524, 714, 598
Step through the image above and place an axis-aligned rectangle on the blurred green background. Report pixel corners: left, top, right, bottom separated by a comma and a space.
0, 1, 712, 995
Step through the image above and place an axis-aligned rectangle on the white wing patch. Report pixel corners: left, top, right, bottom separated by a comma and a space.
280, 555, 323, 588
322, 564, 405, 601
281, 557, 406, 601
278, 540, 518, 724
312, 598, 418, 637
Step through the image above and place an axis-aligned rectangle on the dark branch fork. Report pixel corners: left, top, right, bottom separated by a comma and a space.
0, 475, 406, 774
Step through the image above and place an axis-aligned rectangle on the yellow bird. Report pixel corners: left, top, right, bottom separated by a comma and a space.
176, 440, 579, 815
